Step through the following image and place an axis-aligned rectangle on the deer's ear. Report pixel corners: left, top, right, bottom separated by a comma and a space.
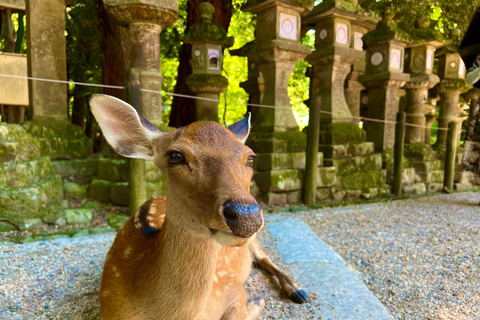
228, 113, 251, 144
89, 94, 163, 159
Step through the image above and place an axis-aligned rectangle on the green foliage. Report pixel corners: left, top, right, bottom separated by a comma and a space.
358, 0, 480, 36
219, 8, 256, 126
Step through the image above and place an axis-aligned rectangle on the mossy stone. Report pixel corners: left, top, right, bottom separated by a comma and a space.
71, 229, 90, 238
107, 214, 130, 229
0, 174, 64, 226
98, 158, 128, 182
247, 131, 307, 153
89, 227, 116, 235
19, 218, 43, 231
318, 123, 366, 145
88, 179, 111, 203
110, 182, 129, 207
81, 201, 100, 209
63, 209, 93, 224
0, 221, 17, 232
52, 158, 99, 176
22, 120, 93, 159
23, 234, 70, 243
64, 182, 87, 197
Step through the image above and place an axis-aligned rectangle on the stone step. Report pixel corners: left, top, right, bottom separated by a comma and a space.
0, 174, 64, 226
257, 152, 323, 171
324, 153, 382, 175
265, 215, 394, 319
0, 157, 52, 190
22, 120, 92, 159
0, 124, 41, 162
52, 158, 100, 176
88, 178, 167, 206
319, 142, 375, 158
339, 169, 387, 190
97, 158, 165, 182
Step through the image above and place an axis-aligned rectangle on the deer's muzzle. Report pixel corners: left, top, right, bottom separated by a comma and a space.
223, 201, 263, 238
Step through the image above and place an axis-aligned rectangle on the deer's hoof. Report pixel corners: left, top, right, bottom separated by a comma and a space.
290, 289, 309, 304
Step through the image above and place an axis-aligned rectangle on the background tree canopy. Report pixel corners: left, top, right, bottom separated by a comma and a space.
2, 0, 479, 131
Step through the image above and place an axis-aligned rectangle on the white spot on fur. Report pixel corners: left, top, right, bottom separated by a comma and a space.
112, 265, 120, 278
124, 246, 132, 258
102, 290, 110, 297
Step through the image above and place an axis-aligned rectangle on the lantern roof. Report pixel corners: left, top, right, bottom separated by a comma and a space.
182, 2, 234, 47
408, 16, 444, 47
362, 8, 412, 45
435, 29, 462, 57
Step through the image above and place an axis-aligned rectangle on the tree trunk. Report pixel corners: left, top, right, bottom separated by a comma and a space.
96, 0, 129, 99
169, 0, 232, 128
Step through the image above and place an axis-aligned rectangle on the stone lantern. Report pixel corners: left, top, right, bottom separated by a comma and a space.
434, 29, 469, 149
302, 0, 371, 125
103, 0, 178, 127
359, 9, 411, 151
402, 16, 443, 144
182, 2, 233, 122
240, 0, 312, 133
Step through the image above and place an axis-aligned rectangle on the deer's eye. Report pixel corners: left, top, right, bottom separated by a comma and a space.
165, 151, 186, 166
246, 155, 257, 168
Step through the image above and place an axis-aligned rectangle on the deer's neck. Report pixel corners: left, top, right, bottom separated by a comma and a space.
146, 216, 221, 318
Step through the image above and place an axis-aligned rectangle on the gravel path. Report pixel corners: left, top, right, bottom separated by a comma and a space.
0, 230, 317, 319
1, 192, 479, 319
299, 191, 480, 320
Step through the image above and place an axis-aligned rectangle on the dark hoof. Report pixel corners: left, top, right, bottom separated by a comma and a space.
290, 289, 309, 304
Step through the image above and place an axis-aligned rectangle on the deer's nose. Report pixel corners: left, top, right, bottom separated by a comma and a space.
223, 201, 263, 238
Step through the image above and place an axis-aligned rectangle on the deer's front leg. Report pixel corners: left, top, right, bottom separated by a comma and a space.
248, 238, 309, 304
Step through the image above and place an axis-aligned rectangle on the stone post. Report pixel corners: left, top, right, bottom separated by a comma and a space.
423, 103, 436, 145
104, 0, 178, 127
402, 17, 442, 144
26, 0, 68, 122
241, 0, 312, 132
359, 10, 411, 151
182, 2, 232, 122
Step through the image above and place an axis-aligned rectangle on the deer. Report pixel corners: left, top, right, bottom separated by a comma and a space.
89, 94, 308, 320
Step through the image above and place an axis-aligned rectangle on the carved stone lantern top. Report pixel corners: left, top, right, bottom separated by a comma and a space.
409, 16, 444, 47
362, 9, 412, 45
182, 2, 234, 47
103, 0, 178, 29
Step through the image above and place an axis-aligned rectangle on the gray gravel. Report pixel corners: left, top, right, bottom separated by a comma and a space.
0, 229, 316, 319
299, 191, 480, 320
1, 192, 479, 319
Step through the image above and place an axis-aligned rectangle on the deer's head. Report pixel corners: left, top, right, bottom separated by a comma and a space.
90, 94, 263, 247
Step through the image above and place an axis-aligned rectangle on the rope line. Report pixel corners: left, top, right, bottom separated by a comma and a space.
0, 73, 468, 133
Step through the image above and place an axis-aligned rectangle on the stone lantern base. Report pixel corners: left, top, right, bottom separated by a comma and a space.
186, 74, 228, 122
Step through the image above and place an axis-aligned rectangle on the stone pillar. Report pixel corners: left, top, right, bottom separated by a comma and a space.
359, 10, 410, 151
104, 0, 178, 127
231, 42, 265, 107
402, 18, 443, 144
344, 21, 377, 125
241, 0, 311, 132
303, 5, 363, 123
464, 88, 480, 141
182, 2, 231, 122
26, 0, 68, 122
434, 30, 468, 148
